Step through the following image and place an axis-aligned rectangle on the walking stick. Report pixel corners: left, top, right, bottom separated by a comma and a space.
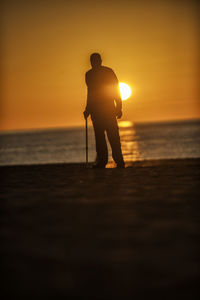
85, 117, 88, 167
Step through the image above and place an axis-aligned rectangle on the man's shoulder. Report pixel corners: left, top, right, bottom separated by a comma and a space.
85, 69, 92, 77
101, 66, 114, 73
86, 66, 114, 73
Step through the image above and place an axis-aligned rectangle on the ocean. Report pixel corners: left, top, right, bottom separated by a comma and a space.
0, 119, 200, 166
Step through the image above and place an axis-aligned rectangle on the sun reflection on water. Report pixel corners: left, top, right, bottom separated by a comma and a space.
118, 120, 142, 162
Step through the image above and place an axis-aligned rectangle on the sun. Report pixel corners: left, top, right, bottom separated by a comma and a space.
119, 82, 132, 101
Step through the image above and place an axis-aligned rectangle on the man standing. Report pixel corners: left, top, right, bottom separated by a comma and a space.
84, 53, 125, 168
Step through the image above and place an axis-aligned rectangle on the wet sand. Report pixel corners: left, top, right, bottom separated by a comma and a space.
1, 159, 200, 299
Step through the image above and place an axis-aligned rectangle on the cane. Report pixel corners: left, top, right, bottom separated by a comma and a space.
85, 117, 88, 167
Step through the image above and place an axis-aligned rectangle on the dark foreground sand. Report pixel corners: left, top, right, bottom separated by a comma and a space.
1, 159, 200, 299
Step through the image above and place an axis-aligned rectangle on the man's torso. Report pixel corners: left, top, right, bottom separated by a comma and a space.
85, 66, 118, 118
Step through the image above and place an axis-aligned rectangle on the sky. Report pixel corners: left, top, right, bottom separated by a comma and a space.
1, 0, 200, 131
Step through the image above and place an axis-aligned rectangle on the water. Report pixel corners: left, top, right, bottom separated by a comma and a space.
0, 120, 200, 166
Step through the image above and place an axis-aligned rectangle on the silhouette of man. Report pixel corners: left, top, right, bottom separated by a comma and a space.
84, 53, 125, 168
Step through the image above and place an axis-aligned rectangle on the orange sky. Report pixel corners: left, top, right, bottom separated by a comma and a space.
1, 0, 200, 131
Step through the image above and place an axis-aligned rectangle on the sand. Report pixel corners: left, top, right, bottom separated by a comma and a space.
1, 159, 200, 298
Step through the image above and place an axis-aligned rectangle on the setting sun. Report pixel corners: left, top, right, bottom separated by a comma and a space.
119, 82, 132, 101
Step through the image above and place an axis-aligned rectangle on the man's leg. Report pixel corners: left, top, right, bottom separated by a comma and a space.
92, 119, 108, 167
106, 118, 124, 166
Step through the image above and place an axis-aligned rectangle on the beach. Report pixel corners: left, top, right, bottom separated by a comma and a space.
1, 158, 200, 298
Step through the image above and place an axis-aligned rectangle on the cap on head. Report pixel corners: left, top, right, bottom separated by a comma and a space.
90, 53, 102, 68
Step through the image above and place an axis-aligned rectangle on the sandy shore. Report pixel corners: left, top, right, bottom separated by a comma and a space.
1, 159, 200, 298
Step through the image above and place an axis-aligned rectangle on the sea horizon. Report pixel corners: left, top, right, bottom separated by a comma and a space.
0, 117, 200, 135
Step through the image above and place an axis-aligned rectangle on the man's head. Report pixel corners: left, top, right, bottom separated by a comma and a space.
90, 53, 102, 68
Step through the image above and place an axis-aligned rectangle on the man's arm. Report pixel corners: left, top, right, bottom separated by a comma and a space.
115, 88, 122, 118
112, 71, 122, 119
83, 72, 90, 119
